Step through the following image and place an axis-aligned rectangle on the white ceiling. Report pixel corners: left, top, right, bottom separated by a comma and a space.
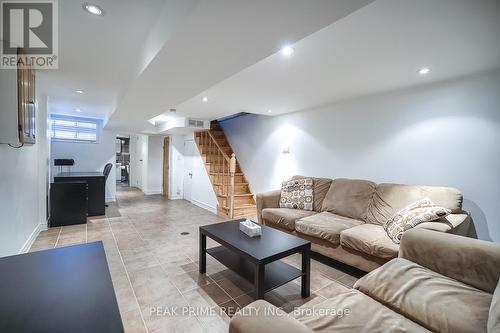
105, 0, 374, 132
41, 0, 500, 133
176, 0, 500, 118
38, 0, 167, 119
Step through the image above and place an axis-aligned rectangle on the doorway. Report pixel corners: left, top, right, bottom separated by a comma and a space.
183, 139, 195, 202
116, 136, 130, 187
163, 137, 169, 198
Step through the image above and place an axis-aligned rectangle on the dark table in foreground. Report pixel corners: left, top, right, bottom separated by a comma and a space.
199, 219, 311, 299
54, 172, 105, 216
0, 242, 124, 333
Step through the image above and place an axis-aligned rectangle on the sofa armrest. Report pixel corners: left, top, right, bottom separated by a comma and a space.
415, 212, 471, 235
229, 300, 312, 333
400, 228, 500, 293
256, 190, 281, 225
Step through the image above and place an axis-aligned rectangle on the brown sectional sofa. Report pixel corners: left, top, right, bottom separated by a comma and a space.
257, 176, 472, 272
229, 229, 500, 333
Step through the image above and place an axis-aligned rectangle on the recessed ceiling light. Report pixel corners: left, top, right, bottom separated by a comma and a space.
202, 96, 208, 103
76, 108, 82, 112
76, 90, 84, 94
169, 108, 176, 113
83, 3, 104, 16
267, 109, 272, 113
417, 67, 430, 75
281, 46, 294, 57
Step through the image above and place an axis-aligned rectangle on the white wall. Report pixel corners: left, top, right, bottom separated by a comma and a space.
168, 134, 218, 212
186, 135, 218, 212
0, 94, 49, 257
221, 71, 500, 242
51, 124, 117, 202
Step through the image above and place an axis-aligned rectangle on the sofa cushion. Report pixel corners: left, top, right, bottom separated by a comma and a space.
292, 175, 332, 212
292, 289, 431, 333
340, 224, 399, 259
280, 178, 314, 210
488, 280, 500, 332
262, 208, 316, 231
366, 183, 463, 225
354, 258, 492, 333
321, 178, 376, 221
384, 198, 451, 244
295, 212, 363, 245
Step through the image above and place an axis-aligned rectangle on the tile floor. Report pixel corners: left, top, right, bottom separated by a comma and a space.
30, 186, 363, 333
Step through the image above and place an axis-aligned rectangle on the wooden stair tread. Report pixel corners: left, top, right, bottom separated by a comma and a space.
210, 172, 243, 175
217, 193, 253, 198
213, 182, 248, 186
220, 204, 256, 209
204, 162, 239, 165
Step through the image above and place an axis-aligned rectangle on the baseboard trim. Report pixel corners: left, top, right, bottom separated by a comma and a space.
19, 222, 44, 254
169, 195, 183, 200
191, 199, 217, 214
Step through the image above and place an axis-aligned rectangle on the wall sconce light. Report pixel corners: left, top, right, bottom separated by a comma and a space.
282, 146, 290, 154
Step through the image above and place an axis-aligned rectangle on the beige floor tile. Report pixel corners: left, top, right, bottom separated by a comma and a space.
337, 273, 358, 288
233, 293, 255, 308
121, 309, 147, 333
115, 284, 141, 315
219, 299, 241, 318
316, 281, 350, 298
30, 237, 57, 250
183, 283, 231, 308
215, 276, 253, 299
309, 272, 336, 291
161, 258, 197, 276
170, 270, 213, 293
55, 237, 85, 247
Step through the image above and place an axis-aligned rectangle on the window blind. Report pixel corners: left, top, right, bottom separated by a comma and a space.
50, 116, 98, 143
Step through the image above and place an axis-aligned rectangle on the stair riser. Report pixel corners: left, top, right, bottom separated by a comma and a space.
218, 196, 254, 206
209, 131, 225, 138
214, 184, 249, 195
203, 158, 239, 169
211, 174, 245, 183
200, 147, 233, 155
208, 165, 242, 173
218, 206, 257, 218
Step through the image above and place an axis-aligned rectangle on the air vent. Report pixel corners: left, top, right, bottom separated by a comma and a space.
187, 118, 205, 128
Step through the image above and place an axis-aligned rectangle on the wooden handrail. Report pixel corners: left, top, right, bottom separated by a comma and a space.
204, 130, 230, 162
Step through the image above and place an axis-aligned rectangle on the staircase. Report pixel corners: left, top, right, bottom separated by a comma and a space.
195, 121, 256, 219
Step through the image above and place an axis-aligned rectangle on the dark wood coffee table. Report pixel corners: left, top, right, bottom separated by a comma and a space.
199, 219, 311, 299
0, 242, 124, 333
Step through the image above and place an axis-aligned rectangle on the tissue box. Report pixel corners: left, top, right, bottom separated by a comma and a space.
239, 219, 262, 237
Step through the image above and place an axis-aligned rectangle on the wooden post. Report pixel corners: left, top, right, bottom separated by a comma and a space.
229, 153, 236, 218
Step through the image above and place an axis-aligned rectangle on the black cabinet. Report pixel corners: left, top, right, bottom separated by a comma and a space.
54, 172, 106, 217
50, 181, 88, 227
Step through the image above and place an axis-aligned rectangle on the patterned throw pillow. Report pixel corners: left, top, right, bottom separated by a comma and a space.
384, 198, 451, 244
280, 178, 314, 211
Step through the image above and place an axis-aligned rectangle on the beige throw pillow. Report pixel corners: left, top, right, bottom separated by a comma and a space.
280, 178, 314, 211
384, 198, 451, 244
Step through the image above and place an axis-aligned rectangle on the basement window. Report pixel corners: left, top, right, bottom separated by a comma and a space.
50, 115, 99, 143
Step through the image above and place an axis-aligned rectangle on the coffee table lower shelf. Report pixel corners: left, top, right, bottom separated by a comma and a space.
207, 246, 303, 293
